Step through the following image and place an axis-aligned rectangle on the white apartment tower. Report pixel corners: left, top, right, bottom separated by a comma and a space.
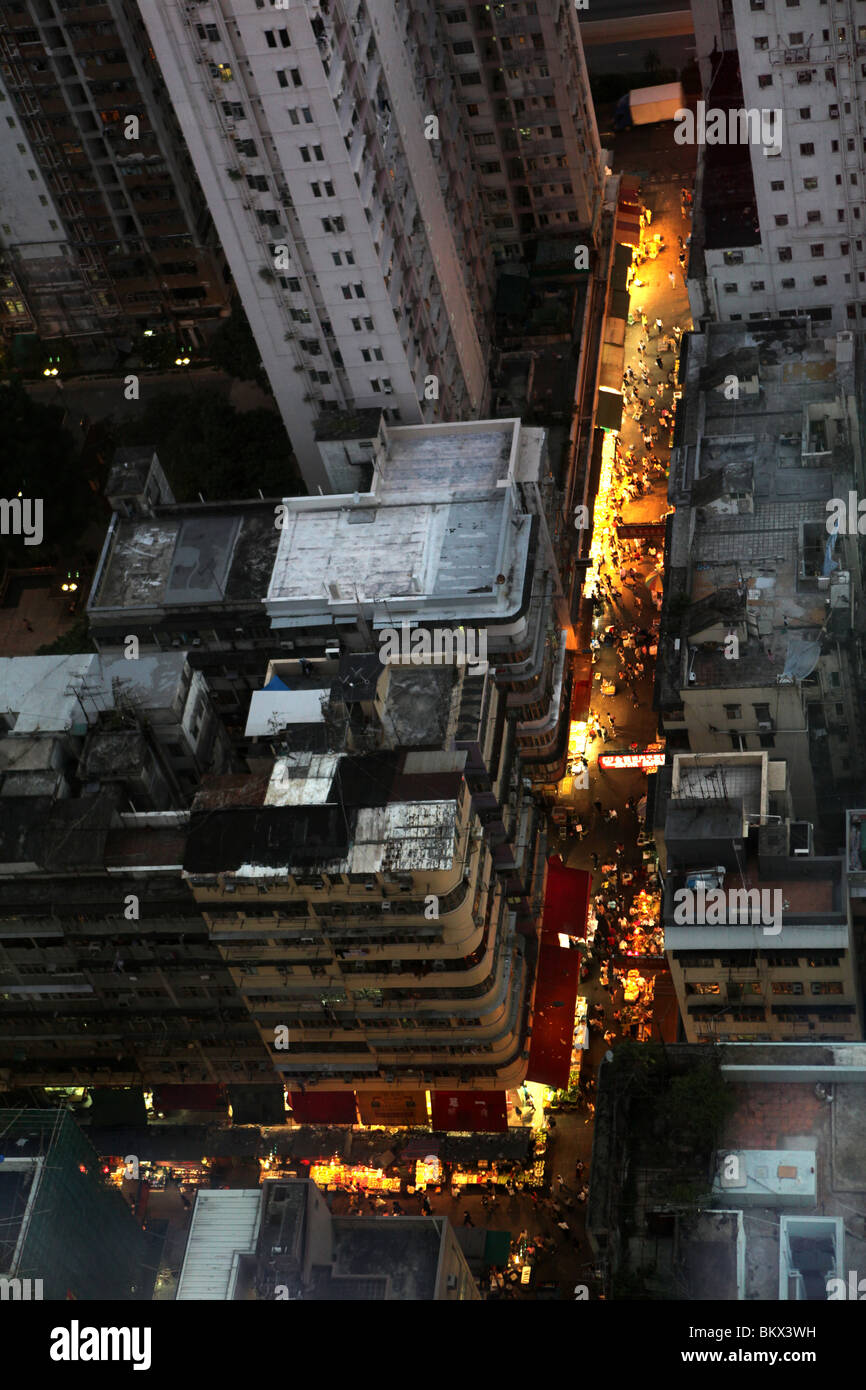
137, 0, 603, 492
690, 0, 866, 334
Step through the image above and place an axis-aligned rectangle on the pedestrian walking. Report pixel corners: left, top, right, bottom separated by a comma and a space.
591, 851, 600, 870
463, 1211, 474, 1227
655, 355, 664, 371
668, 270, 676, 288
654, 318, 662, 333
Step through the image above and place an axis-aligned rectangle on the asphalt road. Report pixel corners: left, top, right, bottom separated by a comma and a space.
26, 367, 275, 429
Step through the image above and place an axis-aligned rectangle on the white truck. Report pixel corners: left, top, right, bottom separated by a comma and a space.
613, 81, 686, 130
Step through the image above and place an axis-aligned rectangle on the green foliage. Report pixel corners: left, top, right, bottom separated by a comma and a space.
36, 614, 94, 656
206, 305, 269, 389
113, 390, 302, 501
0, 380, 91, 564
140, 334, 182, 370
660, 1056, 737, 1155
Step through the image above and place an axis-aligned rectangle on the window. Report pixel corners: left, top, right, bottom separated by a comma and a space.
813, 275, 828, 286
781, 277, 795, 288
724, 704, 741, 719
806, 210, 821, 222
723, 283, 739, 294
311, 181, 321, 196
286, 277, 300, 292
789, 30, 804, 42
278, 69, 289, 88
776, 215, 789, 227
341, 284, 352, 299
452, 39, 474, 54
772, 981, 803, 995
353, 282, 364, 297
473, 131, 496, 146
770, 180, 785, 191
810, 243, 825, 257
265, 29, 277, 47
799, 142, 815, 155
754, 36, 769, 49
278, 28, 290, 47
751, 280, 766, 291
799, 106, 811, 119
758, 73, 773, 88
750, 0, 765, 7
300, 146, 311, 163
829, 104, 839, 118
291, 69, 302, 86
288, 108, 299, 124
811, 981, 843, 995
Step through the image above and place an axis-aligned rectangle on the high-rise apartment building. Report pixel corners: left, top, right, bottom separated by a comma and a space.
4, 419, 563, 1099
137, 0, 603, 491
88, 419, 574, 782
655, 316, 866, 831
656, 751, 862, 1043
0, 0, 231, 350
689, 0, 866, 334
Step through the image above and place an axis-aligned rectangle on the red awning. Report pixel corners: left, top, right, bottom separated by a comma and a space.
525, 942, 581, 1088
153, 1084, 226, 1113
542, 855, 591, 940
616, 210, 641, 245
430, 1091, 508, 1133
287, 1091, 358, 1125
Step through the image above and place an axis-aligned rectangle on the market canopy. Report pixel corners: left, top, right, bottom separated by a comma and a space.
430, 1092, 507, 1133
288, 1091, 358, 1125
525, 942, 580, 1089
542, 856, 591, 940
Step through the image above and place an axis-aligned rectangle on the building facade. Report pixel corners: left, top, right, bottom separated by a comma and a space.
657, 752, 862, 1043
689, 0, 866, 334
0, 0, 231, 350
655, 317, 866, 834
136, 0, 603, 490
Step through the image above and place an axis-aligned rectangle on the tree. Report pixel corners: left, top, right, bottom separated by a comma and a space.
0, 380, 92, 566
206, 303, 269, 390
113, 389, 302, 501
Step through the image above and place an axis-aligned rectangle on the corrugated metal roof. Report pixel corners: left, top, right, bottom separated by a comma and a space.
176, 1189, 261, 1301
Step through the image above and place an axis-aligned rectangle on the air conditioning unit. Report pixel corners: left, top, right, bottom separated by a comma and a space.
381, 901, 391, 912
446, 1274, 458, 1289
757, 720, 773, 730
325, 643, 340, 659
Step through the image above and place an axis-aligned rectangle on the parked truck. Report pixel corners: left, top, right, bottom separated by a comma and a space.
613, 81, 686, 131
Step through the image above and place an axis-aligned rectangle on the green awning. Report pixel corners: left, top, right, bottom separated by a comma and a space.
596, 389, 624, 432
484, 1230, 512, 1268
610, 289, 630, 322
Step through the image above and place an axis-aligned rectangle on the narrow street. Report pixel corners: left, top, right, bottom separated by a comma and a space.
543, 165, 696, 1275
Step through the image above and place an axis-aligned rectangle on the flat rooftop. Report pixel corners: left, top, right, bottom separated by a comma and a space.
267, 420, 540, 626
661, 321, 858, 697
89, 505, 280, 615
